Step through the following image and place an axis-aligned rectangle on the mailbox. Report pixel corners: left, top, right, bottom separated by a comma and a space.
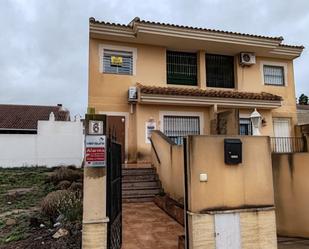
224, 139, 242, 165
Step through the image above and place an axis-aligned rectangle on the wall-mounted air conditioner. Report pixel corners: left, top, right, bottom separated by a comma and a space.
239, 52, 256, 66
128, 86, 138, 102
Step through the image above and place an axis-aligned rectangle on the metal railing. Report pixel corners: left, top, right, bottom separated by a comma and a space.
271, 137, 307, 153
168, 136, 185, 145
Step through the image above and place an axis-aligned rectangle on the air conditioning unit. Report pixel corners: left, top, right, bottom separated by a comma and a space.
240, 52, 256, 66
128, 86, 138, 102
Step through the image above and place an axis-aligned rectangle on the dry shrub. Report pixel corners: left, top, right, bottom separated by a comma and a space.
67, 165, 77, 170
41, 190, 82, 221
69, 182, 83, 192
56, 180, 71, 190
49, 167, 82, 185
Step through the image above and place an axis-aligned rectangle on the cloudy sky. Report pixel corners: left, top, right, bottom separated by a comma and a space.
1, 0, 308, 115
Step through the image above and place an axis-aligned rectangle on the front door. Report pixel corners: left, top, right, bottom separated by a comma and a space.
107, 116, 125, 162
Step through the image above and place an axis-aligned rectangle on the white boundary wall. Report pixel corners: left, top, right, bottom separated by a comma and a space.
0, 119, 84, 168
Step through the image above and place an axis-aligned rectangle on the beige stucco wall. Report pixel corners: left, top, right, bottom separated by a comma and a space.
88, 38, 298, 161
151, 131, 184, 203
272, 153, 309, 238
187, 136, 274, 213
189, 209, 277, 249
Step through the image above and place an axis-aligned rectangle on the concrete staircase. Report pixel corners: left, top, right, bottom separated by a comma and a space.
122, 165, 162, 203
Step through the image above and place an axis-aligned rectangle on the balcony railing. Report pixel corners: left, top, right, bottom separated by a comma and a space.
271, 137, 307, 153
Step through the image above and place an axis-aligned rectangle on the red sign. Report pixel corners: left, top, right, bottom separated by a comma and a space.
85, 135, 106, 167
85, 147, 105, 161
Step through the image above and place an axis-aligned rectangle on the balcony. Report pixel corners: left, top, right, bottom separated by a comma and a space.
271, 137, 308, 153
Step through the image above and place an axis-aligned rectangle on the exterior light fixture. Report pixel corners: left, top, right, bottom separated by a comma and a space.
250, 108, 262, 136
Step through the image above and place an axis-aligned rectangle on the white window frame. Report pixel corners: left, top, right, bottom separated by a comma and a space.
159, 111, 204, 135
260, 61, 288, 86
99, 44, 137, 75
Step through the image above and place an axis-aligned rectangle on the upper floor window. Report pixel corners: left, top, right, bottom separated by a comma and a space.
103, 49, 133, 75
206, 54, 235, 88
263, 65, 285, 86
167, 51, 197, 86
239, 118, 252, 135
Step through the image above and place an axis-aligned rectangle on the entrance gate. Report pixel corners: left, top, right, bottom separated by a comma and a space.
106, 137, 122, 249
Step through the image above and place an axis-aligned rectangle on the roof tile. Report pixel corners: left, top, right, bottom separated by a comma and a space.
0, 104, 70, 130
137, 83, 282, 101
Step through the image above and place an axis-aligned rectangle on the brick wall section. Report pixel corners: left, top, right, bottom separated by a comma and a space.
82, 223, 107, 249
188, 209, 277, 249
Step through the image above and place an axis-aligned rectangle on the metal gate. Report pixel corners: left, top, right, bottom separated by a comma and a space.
106, 138, 122, 249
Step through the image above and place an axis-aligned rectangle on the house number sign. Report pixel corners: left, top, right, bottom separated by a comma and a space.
89, 120, 104, 135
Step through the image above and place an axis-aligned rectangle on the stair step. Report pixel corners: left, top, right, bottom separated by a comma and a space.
123, 188, 161, 196
122, 163, 153, 169
122, 185, 160, 191
122, 181, 159, 188
122, 174, 158, 182
122, 168, 156, 176
122, 197, 154, 203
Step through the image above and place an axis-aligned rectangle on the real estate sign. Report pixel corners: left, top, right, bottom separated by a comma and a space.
85, 135, 106, 167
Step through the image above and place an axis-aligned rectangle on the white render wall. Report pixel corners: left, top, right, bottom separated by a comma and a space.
0, 119, 84, 168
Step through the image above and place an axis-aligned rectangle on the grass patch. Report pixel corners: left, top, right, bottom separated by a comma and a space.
0, 214, 30, 245
0, 167, 54, 213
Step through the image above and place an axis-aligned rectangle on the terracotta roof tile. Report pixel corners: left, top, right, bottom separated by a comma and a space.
0, 104, 70, 130
279, 44, 305, 49
90, 17, 284, 41
137, 84, 282, 101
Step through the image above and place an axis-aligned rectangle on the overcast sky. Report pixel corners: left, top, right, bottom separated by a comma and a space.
1, 0, 308, 116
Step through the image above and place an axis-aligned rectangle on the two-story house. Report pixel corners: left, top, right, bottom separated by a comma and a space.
88, 17, 303, 163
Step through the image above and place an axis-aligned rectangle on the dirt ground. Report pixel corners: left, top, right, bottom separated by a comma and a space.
0, 167, 82, 249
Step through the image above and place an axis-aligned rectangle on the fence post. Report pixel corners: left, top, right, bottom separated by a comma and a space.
82, 113, 108, 249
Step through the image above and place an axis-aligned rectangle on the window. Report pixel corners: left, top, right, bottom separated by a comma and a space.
239, 118, 252, 135
167, 51, 197, 85
206, 54, 235, 88
163, 115, 200, 144
263, 65, 285, 86
103, 49, 133, 75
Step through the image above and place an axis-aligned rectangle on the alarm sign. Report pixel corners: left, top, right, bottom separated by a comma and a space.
89, 120, 104, 135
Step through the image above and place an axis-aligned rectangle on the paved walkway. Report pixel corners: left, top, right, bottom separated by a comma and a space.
122, 202, 184, 249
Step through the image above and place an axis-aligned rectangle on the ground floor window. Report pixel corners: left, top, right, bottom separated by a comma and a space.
163, 115, 200, 144
239, 118, 252, 135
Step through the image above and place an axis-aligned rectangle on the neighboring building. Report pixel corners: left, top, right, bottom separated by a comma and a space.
88, 17, 303, 163
0, 104, 70, 133
0, 104, 84, 167
297, 104, 309, 125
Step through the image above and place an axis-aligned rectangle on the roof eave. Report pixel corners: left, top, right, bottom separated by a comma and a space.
139, 93, 282, 109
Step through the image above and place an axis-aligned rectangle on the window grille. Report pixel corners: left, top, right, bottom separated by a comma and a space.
163, 116, 200, 144
239, 118, 252, 135
103, 49, 133, 75
206, 54, 235, 88
167, 51, 197, 85
263, 65, 284, 86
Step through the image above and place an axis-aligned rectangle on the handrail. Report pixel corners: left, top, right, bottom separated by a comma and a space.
149, 137, 161, 164
152, 130, 177, 145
